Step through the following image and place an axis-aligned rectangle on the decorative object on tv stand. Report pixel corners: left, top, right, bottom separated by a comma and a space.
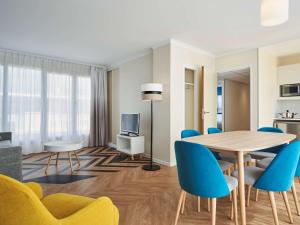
141, 83, 163, 171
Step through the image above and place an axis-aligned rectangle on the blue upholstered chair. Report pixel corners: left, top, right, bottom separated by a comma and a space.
207, 128, 252, 165
180, 129, 233, 214
174, 141, 238, 225
249, 127, 285, 160
257, 149, 300, 216
232, 141, 300, 224
181, 130, 232, 172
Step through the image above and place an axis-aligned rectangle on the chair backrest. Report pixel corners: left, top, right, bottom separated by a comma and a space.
257, 127, 285, 153
254, 140, 300, 192
257, 127, 283, 133
174, 141, 230, 198
0, 174, 57, 225
181, 129, 201, 139
207, 127, 222, 134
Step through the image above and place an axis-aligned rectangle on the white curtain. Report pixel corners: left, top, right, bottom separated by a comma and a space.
0, 50, 97, 154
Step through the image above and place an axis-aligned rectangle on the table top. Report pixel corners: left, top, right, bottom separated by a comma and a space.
182, 130, 296, 152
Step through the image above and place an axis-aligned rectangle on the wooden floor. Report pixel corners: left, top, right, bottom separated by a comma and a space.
36, 160, 300, 225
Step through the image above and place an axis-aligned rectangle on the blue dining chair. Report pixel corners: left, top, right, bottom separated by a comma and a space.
249, 127, 285, 203
256, 152, 300, 216
180, 129, 233, 213
174, 141, 238, 225
250, 127, 285, 160
207, 127, 252, 165
232, 141, 300, 225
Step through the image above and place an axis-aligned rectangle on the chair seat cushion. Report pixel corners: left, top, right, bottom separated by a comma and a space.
249, 151, 276, 160
220, 153, 252, 163
232, 166, 264, 186
218, 160, 233, 171
256, 157, 273, 169
224, 175, 238, 191
42, 193, 94, 219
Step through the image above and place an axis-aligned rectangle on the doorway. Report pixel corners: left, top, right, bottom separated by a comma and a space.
184, 67, 204, 133
185, 69, 195, 130
217, 68, 250, 131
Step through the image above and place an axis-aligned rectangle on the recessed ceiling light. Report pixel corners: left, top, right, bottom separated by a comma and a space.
261, 0, 289, 27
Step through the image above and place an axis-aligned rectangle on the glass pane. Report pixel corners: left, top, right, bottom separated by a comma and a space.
0, 65, 3, 131
76, 76, 91, 136
47, 73, 73, 139
7, 66, 42, 142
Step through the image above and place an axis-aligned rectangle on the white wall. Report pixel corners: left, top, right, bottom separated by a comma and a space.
152, 44, 172, 165
216, 49, 258, 130
109, 54, 153, 154
169, 41, 216, 165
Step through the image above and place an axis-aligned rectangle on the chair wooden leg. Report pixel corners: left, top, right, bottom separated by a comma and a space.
291, 182, 300, 216
247, 186, 251, 207
282, 191, 294, 223
181, 192, 186, 214
233, 188, 238, 225
211, 198, 217, 225
269, 192, 279, 225
255, 189, 259, 202
45, 154, 53, 175
198, 196, 201, 212
208, 198, 211, 212
67, 151, 74, 173
174, 190, 185, 225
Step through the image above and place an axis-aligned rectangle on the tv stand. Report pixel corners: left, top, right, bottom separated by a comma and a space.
116, 134, 144, 160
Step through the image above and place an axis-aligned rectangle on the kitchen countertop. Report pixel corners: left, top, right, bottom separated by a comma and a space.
274, 118, 300, 121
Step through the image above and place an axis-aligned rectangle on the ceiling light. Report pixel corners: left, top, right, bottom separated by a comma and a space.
261, 0, 289, 27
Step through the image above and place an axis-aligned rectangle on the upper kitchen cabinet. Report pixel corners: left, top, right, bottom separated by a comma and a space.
277, 64, 300, 100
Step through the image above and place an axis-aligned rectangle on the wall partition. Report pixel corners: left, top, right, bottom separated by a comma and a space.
0, 50, 105, 154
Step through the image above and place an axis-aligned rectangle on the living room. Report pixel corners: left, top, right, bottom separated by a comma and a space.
1, 1, 300, 225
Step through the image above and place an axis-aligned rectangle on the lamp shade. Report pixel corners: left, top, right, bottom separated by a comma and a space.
141, 83, 163, 101
261, 0, 289, 27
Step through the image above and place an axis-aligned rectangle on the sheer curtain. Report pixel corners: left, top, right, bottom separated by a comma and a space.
0, 50, 99, 154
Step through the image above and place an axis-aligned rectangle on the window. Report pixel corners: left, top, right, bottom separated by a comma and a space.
6, 66, 42, 141
0, 65, 3, 131
47, 73, 73, 139
76, 76, 91, 136
0, 53, 93, 153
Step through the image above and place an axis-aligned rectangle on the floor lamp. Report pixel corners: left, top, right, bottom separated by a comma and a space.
141, 83, 163, 171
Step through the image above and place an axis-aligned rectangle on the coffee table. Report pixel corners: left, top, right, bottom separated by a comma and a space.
44, 141, 83, 174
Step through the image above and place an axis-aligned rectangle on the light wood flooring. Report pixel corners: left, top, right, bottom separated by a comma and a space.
35, 159, 300, 225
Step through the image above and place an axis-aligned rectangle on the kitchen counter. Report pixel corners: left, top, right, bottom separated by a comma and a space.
274, 118, 300, 122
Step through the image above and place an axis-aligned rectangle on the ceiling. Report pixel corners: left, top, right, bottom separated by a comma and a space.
218, 68, 250, 84
1, 0, 300, 66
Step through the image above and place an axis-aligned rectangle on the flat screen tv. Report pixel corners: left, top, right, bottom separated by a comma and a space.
120, 113, 140, 136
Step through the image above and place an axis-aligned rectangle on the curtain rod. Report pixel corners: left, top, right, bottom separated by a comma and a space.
0, 47, 106, 69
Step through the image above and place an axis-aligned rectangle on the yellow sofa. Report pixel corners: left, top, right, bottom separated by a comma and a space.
0, 174, 119, 225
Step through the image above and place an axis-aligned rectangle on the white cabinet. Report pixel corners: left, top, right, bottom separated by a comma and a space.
277, 64, 300, 100
116, 135, 144, 160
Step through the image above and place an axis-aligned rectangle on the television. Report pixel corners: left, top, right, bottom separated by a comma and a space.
120, 113, 140, 136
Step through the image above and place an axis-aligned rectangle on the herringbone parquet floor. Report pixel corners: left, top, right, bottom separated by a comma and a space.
24, 147, 300, 225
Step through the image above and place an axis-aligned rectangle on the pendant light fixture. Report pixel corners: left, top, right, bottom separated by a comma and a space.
261, 0, 289, 27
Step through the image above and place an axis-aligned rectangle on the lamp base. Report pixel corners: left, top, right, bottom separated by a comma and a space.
142, 164, 160, 171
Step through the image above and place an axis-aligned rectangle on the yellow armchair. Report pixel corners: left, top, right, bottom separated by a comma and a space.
0, 174, 119, 225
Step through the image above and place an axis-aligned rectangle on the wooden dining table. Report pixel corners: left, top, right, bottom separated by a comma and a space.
183, 130, 296, 225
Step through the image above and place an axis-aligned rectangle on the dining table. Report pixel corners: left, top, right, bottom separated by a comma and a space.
183, 130, 296, 225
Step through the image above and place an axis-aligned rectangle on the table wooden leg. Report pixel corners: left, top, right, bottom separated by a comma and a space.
56, 153, 60, 167
68, 151, 74, 173
45, 154, 53, 175
73, 151, 80, 168
237, 151, 246, 225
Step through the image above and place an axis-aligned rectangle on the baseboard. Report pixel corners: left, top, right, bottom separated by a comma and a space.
143, 153, 173, 167
108, 142, 117, 149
